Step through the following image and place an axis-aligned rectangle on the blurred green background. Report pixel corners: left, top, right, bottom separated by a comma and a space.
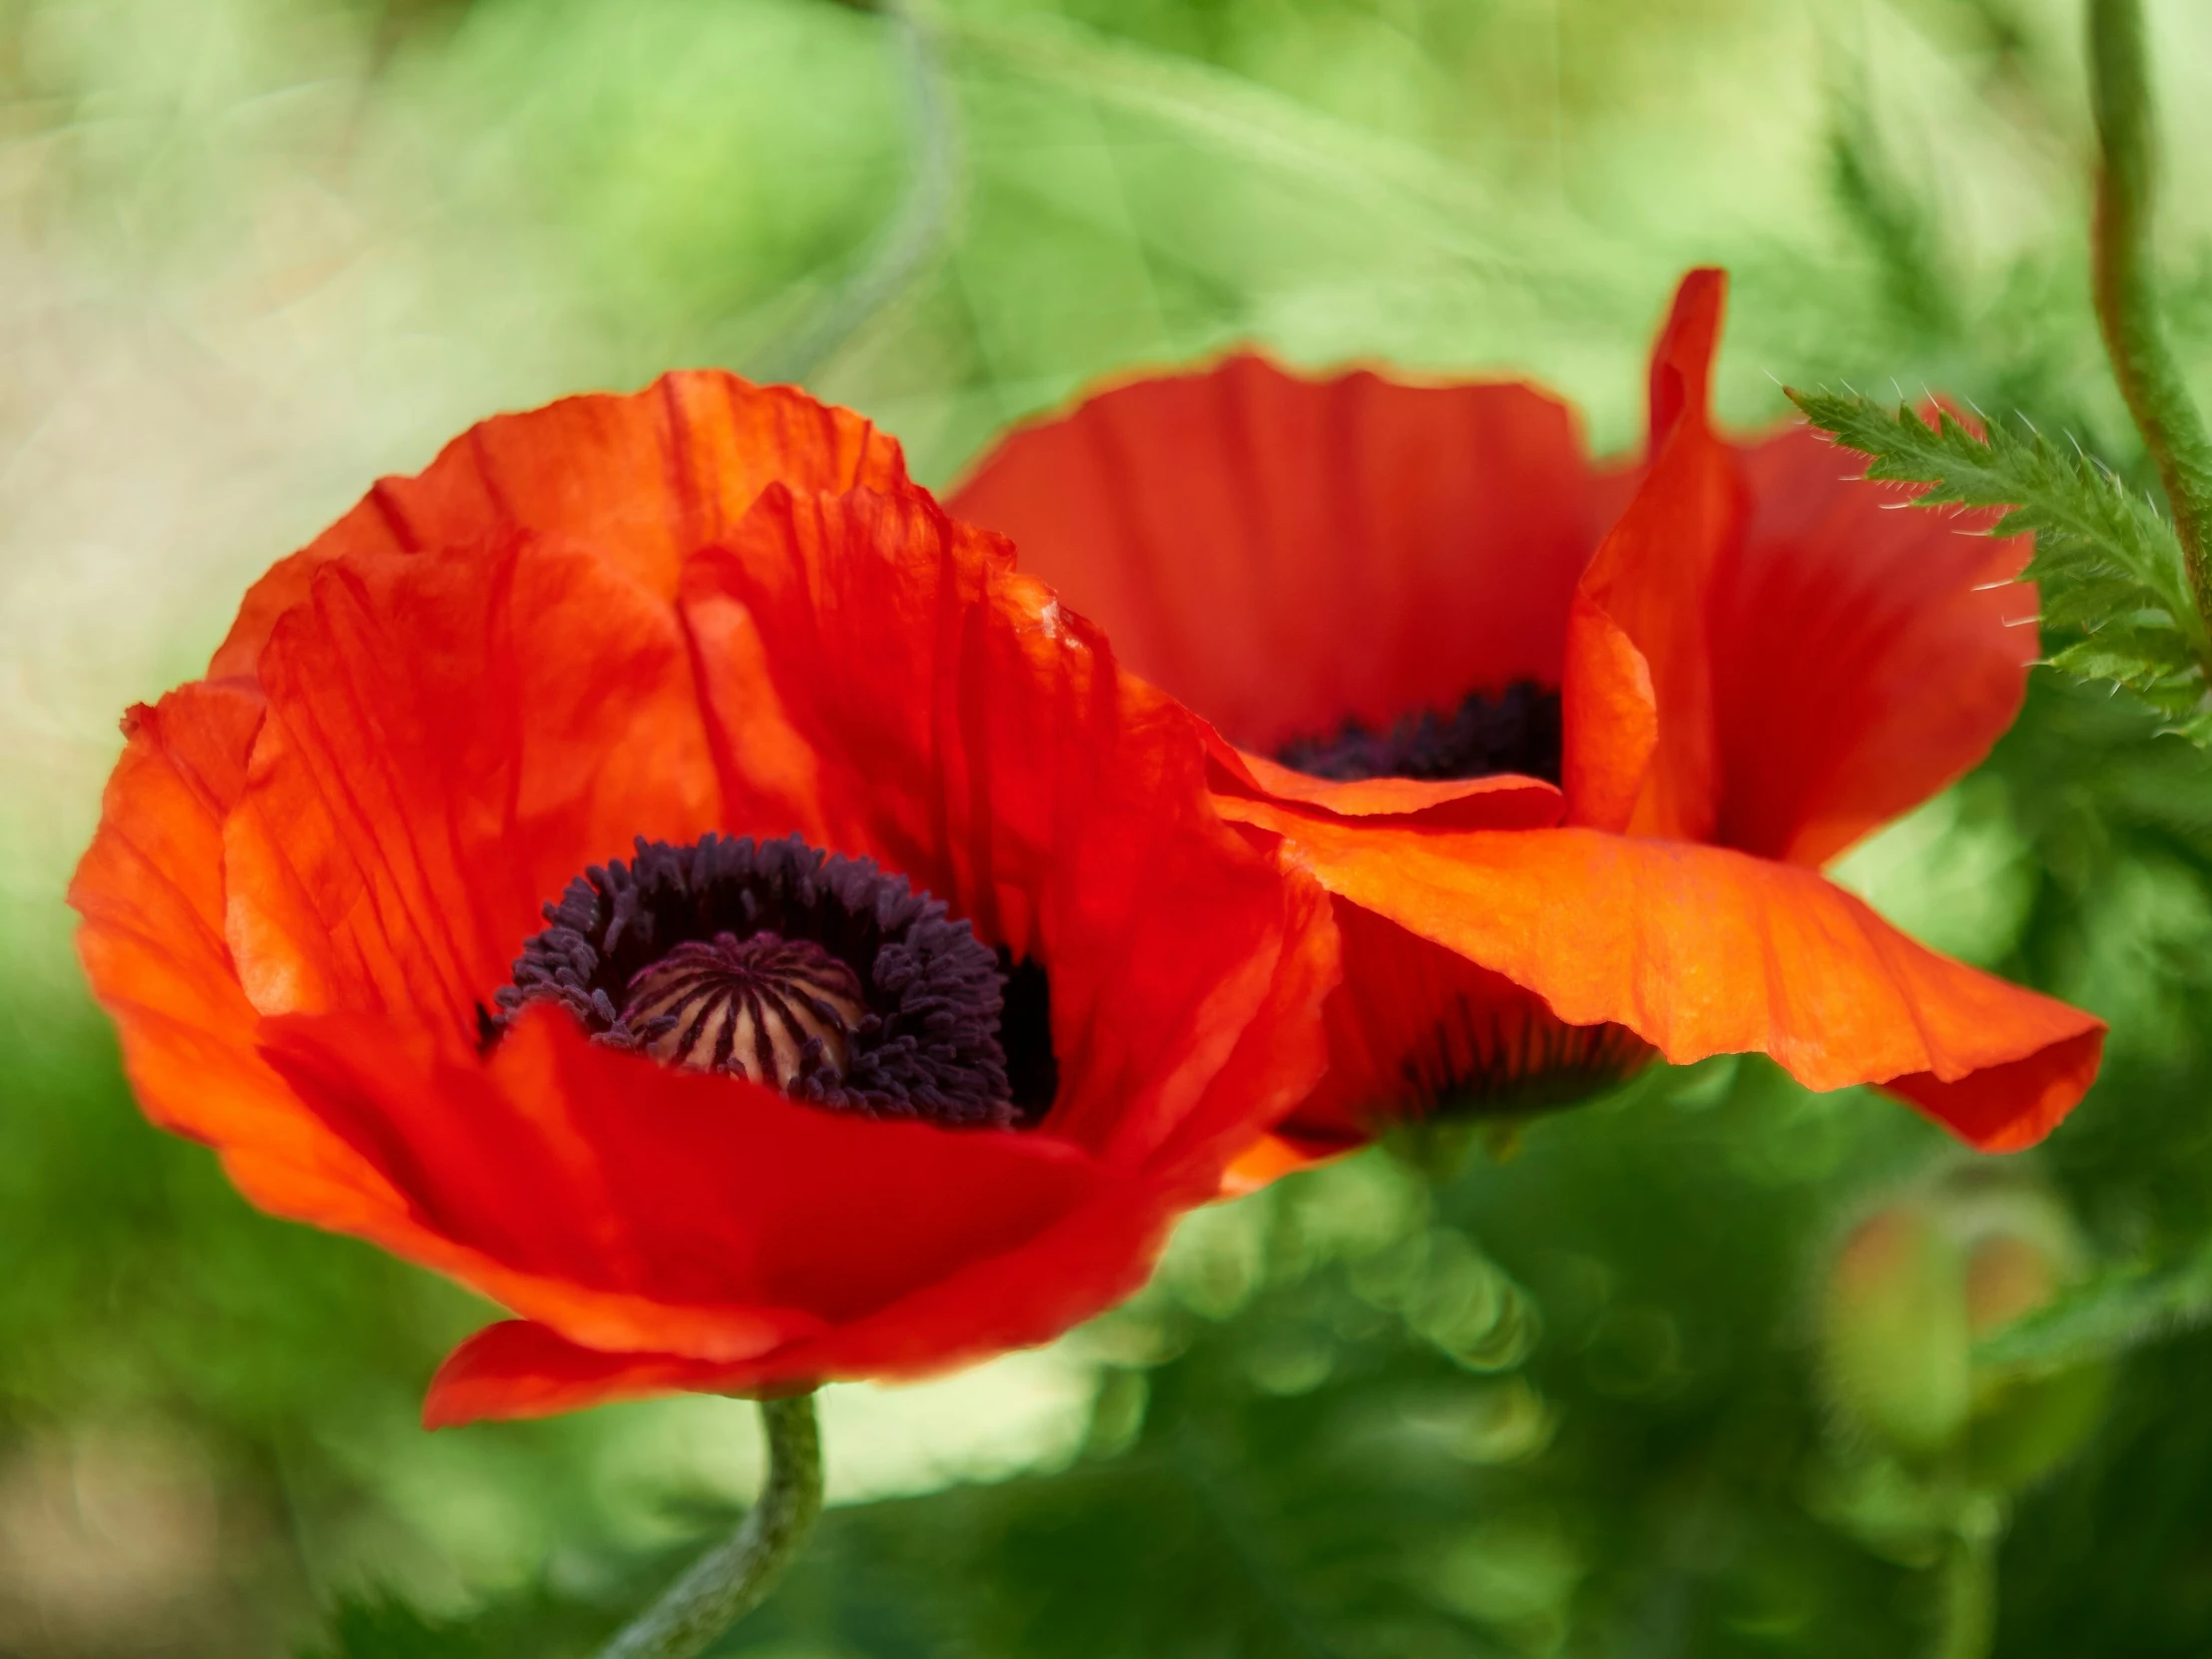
9, 0, 2212, 1652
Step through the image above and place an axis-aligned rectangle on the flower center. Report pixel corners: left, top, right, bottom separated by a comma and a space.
1273, 680, 1562, 785
493, 833, 1057, 1130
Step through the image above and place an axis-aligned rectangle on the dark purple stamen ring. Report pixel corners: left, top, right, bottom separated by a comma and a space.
1275, 680, 1563, 786
494, 833, 1056, 1130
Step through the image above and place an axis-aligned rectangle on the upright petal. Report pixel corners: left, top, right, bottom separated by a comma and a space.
1707, 426, 2036, 865
211, 372, 909, 678
1563, 269, 1746, 838
949, 354, 1605, 755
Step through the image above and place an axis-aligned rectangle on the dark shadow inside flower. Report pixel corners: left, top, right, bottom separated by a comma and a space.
1282, 898, 1652, 1153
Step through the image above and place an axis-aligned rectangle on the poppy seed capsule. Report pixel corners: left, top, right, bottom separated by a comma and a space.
495, 832, 1055, 1130
621, 932, 865, 1087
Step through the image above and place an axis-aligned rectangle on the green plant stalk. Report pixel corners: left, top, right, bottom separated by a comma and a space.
2088, 0, 2212, 640
594, 1393, 825, 1659
1931, 1510, 2000, 1659
748, 0, 960, 385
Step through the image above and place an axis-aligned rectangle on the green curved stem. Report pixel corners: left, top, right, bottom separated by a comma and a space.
594, 1393, 825, 1659
2088, 0, 2212, 639
748, 0, 960, 384
1930, 1500, 2001, 1659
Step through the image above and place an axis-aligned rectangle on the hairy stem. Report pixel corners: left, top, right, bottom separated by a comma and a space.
594, 1393, 825, 1659
1929, 1500, 2002, 1659
2088, 0, 2212, 638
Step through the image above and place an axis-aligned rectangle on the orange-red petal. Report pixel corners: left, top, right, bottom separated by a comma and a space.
68, 681, 431, 1239
1210, 745, 1566, 830
1267, 897, 1649, 1149
948, 353, 1605, 756
1562, 269, 1743, 839
223, 531, 724, 1045
421, 1143, 1197, 1425
1227, 800, 2102, 1152
211, 371, 908, 679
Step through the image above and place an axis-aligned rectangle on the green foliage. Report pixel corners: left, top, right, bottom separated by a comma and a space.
1789, 388, 2212, 742
300, 1585, 629, 1659
302, 1597, 498, 1659
1977, 1242, 2212, 1374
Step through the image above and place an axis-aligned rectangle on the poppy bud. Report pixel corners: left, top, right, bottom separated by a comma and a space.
1823, 1205, 1973, 1458
1819, 1165, 2105, 1487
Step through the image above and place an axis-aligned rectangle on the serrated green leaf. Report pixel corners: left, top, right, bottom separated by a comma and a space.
2047, 634, 2197, 689
2039, 578, 2156, 631
1788, 389, 2212, 740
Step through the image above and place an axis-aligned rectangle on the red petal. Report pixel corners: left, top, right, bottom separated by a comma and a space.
684, 483, 1341, 1177
422, 1158, 1194, 1425
948, 353, 1605, 754
1563, 269, 1744, 838
263, 1008, 1194, 1397
223, 532, 723, 1043
1708, 426, 2036, 865
67, 682, 427, 1238
211, 372, 908, 679
425, 1323, 724, 1426
1221, 801, 2102, 1151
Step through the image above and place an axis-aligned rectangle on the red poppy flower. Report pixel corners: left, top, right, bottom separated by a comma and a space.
69, 373, 1338, 1425
949, 268, 2104, 1174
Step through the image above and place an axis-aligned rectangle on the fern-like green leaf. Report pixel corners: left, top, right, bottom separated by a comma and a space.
1976, 1243, 2212, 1373
1788, 389, 2212, 738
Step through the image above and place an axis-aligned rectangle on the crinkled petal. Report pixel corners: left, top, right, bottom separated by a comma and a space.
211, 371, 908, 678
684, 483, 1341, 1178
68, 681, 428, 1239
1225, 800, 2102, 1151
949, 353, 1604, 755
224, 532, 723, 1043
1266, 897, 1648, 1150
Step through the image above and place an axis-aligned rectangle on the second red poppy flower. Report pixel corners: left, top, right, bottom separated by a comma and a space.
950, 269, 2104, 1173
